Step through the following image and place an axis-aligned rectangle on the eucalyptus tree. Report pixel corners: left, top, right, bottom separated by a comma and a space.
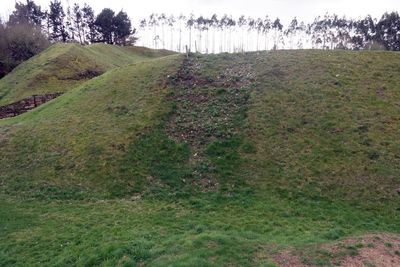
320, 13, 332, 49
352, 15, 376, 49
255, 18, 263, 50
309, 15, 331, 49
195, 16, 205, 52
308, 17, 319, 48
167, 15, 175, 51
237, 15, 247, 51
272, 18, 283, 49
226, 16, 236, 52
296, 21, 307, 49
326, 14, 344, 49
186, 14, 195, 52
203, 17, 211, 53
210, 14, 218, 53
139, 18, 147, 46
177, 14, 186, 52
158, 13, 167, 48
330, 15, 351, 49
218, 15, 229, 52
336, 18, 352, 49
148, 14, 158, 48
262, 16, 271, 50
285, 17, 298, 49
247, 17, 255, 50
376, 12, 400, 51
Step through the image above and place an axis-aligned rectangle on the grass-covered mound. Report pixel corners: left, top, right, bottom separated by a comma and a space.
0, 49, 400, 266
246, 50, 400, 204
0, 43, 175, 105
0, 54, 181, 199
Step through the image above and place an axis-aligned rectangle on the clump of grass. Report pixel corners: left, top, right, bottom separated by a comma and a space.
323, 229, 345, 240
384, 242, 393, 248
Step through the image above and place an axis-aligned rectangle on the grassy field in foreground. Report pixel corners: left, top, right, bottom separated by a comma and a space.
0, 48, 400, 266
1, 191, 398, 266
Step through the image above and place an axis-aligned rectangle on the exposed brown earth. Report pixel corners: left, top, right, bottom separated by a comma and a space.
0, 93, 63, 119
165, 55, 255, 191
166, 55, 254, 148
271, 233, 400, 267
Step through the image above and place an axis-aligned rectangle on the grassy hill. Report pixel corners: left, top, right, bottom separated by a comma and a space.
0, 43, 174, 105
0, 47, 400, 266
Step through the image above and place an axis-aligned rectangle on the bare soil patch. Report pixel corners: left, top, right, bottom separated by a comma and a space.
271, 233, 400, 267
165, 55, 254, 191
0, 93, 62, 119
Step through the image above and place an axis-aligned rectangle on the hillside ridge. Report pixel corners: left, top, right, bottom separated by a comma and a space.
1, 48, 400, 266
0, 43, 176, 106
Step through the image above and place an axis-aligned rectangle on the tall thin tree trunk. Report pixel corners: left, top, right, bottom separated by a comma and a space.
220, 29, 223, 53
264, 33, 267, 50
162, 24, 165, 49
170, 26, 173, 51
189, 27, 192, 52
257, 31, 260, 51
198, 30, 202, 52
179, 28, 182, 52
153, 25, 157, 48
212, 28, 215, 53
242, 28, 245, 52
206, 29, 209, 53
229, 28, 232, 52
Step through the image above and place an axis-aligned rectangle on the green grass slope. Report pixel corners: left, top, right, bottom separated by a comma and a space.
246, 50, 400, 204
0, 49, 400, 266
0, 54, 181, 198
0, 43, 175, 105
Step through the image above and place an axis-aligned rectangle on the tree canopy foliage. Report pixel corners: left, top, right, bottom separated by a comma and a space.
0, 19, 49, 78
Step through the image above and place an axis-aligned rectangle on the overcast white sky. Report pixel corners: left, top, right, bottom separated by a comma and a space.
1, 0, 399, 25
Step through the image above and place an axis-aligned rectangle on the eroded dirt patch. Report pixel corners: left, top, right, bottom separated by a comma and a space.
165, 54, 255, 190
0, 93, 62, 119
59, 69, 103, 81
271, 233, 400, 267
166, 55, 254, 148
